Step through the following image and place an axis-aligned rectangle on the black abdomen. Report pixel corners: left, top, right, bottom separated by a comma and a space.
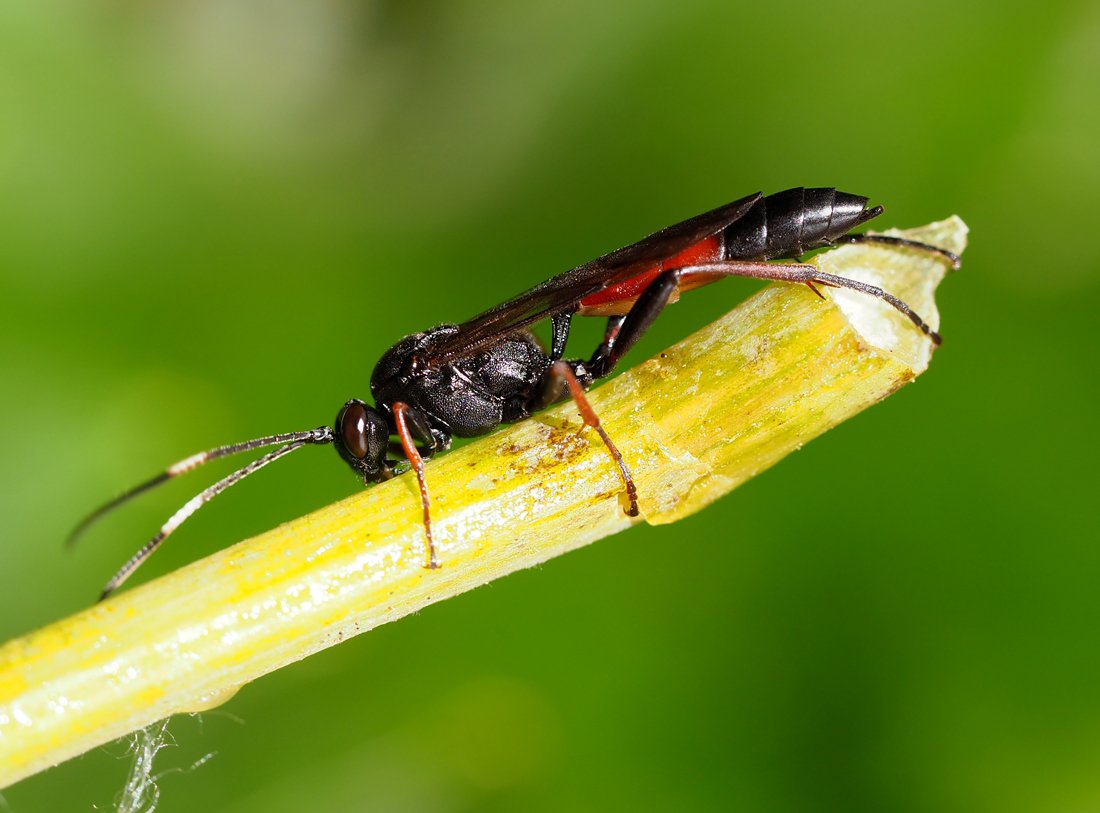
721, 187, 881, 261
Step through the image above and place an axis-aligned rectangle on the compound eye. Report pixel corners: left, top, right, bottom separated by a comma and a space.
339, 401, 369, 459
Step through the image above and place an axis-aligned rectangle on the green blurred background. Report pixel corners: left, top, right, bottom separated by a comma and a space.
2, 1, 1099, 811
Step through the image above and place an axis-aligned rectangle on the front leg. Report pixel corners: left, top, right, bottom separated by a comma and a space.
386, 424, 449, 462
392, 402, 441, 569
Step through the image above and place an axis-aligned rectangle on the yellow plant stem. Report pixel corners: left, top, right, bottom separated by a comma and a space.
0, 218, 967, 788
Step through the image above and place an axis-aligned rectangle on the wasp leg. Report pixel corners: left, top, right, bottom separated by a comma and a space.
386, 429, 443, 462
393, 402, 440, 569
586, 271, 684, 378
834, 233, 961, 270
545, 360, 639, 517
586, 315, 627, 376
550, 312, 575, 360
590, 258, 940, 381
678, 261, 941, 345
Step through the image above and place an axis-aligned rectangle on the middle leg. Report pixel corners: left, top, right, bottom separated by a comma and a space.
544, 360, 639, 518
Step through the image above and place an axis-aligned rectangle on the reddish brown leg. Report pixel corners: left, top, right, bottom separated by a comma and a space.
393, 402, 439, 569
550, 361, 639, 517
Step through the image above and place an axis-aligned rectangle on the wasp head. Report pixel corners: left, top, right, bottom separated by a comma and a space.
334, 399, 391, 482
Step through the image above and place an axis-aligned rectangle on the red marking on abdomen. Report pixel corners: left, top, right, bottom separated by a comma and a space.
579, 235, 722, 316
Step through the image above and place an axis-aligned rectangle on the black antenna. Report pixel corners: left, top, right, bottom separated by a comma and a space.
66, 426, 334, 600
69, 428, 333, 548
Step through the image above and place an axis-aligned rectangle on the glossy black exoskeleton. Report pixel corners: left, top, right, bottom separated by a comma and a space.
71, 188, 959, 599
